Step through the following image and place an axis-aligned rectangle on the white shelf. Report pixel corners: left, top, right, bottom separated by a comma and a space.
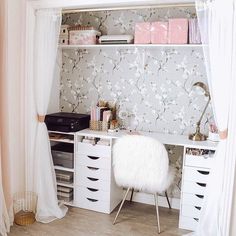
57, 182, 74, 188
58, 200, 75, 207
50, 138, 74, 144
64, 201, 75, 207
48, 130, 75, 135
54, 165, 75, 172
60, 44, 204, 49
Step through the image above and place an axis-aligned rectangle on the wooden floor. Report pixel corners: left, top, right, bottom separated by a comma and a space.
9, 202, 190, 236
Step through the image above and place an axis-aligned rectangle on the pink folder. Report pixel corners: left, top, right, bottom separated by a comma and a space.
134, 22, 151, 44
151, 22, 168, 44
168, 18, 188, 44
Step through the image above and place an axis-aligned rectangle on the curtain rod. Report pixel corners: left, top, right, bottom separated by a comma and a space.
62, 3, 195, 14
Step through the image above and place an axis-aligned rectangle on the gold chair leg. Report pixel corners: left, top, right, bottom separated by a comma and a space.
154, 193, 161, 234
113, 188, 131, 225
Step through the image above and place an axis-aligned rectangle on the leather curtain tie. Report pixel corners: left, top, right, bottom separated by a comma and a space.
38, 115, 45, 123
219, 129, 228, 140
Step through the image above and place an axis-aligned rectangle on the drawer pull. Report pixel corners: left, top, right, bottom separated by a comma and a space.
196, 182, 207, 187
87, 187, 98, 192
87, 177, 99, 181
197, 170, 209, 175
88, 155, 100, 160
195, 194, 204, 199
87, 198, 98, 202
195, 206, 201, 210
194, 218, 199, 222
87, 166, 99, 171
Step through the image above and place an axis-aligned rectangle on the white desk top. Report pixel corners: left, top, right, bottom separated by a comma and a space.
77, 129, 218, 150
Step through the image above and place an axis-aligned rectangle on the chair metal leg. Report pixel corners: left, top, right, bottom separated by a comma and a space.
165, 191, 171, 209
130, 188, 134, 202
113, 187, 131, 225
154, 193, 161, 234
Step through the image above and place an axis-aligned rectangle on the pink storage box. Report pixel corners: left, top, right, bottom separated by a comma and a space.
69, 30, 101, 45
134, 22, 151, 44
189, 18, 201, 44
151, 22, 168, 44
168, 18, 188, 44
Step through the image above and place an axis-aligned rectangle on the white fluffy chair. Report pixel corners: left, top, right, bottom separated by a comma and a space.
112, 135, 175, 233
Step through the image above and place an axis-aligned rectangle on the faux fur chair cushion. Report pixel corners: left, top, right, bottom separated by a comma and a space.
113, 135, 175, 194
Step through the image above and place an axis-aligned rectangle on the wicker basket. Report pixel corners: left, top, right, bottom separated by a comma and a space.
13, 191, 37, 226
90, 121, 109, 131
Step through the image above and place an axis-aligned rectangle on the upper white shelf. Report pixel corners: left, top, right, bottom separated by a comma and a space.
59, 44, 203, 49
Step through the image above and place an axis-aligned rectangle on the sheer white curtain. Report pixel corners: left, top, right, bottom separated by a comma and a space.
0, 0, 12, 234
192, 0, 236, 235
33, 8, 67, 223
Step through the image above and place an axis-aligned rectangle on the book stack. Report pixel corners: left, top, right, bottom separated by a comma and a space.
90, 100, 117, 131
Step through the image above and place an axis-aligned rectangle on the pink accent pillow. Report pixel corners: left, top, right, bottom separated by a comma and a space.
168, 18, 188, 44
151, 22, 168, 44
134, 22, 151, 44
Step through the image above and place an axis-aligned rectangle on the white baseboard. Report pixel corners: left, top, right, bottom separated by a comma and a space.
125, 191, 180, 210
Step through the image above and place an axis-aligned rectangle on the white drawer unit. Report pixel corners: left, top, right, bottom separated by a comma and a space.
179, 147, 215, 231
74, 134, 123, 214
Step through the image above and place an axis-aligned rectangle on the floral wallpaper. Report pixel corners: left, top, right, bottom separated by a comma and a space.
60, 8, 214, 199
60, 47, 213, 135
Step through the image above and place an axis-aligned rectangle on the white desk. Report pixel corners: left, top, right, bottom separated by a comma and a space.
77, 129, 217, 150
51, 129, 218, 231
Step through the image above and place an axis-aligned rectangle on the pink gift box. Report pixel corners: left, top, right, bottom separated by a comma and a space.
134, 22, 151, 44
69, 30, 101, 45
151, 22, 168, 44
168, 18, 188, 44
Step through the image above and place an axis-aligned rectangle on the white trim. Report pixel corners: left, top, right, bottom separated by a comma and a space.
28, 0, 194, 10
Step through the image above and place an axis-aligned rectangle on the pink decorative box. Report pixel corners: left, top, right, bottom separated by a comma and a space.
168, 18, 188, 44
69, 30, 101, 45
189, 18, 201, 44
151, 22, 168, 44
134, 22, 151, 44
